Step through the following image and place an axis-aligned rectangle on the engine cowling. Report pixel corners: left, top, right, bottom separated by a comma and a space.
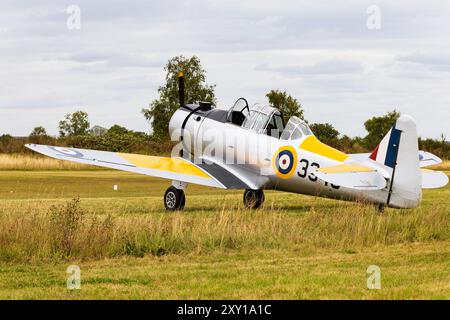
169, 103, 216, 157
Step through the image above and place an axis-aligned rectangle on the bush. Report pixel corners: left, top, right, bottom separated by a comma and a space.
46, 198, 116, 260
49, 197, 86, 257
419, 136, 450, 159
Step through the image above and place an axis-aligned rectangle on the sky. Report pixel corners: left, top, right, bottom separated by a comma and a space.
1, 0, 449, 138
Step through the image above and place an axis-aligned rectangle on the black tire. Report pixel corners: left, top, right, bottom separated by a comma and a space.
164, 186, 185, 211
243, 189, 265, 209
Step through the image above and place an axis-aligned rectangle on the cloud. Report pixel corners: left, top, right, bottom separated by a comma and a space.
396, 52, 450, 72
256, 59, 364, 77
0, 0, 449, 139
57, 51, 165, 69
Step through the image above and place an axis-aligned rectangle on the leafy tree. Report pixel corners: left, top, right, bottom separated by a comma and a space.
337, 134, 353, 153
0, 134, 12, 144
142, 55, 216, 140
310, 123, 339, 146
106, 125, 148, 141
363, 110, 400, 149
59, 111, 90, 137
29, 126, 48, 138
266, 90, 305, 124
439, 133, 447, 145
107, 125, 130, 136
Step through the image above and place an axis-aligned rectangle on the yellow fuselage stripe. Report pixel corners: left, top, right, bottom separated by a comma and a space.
118, 153, 210, 178
299, 136, 348, 162
318, 164, 375, 173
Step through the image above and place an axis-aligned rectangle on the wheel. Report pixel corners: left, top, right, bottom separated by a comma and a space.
243, 189, 265, 209
164, 186, 185, 211
376, 203, 385, 213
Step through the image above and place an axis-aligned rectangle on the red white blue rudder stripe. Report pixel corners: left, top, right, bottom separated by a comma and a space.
369, 126, 402, 169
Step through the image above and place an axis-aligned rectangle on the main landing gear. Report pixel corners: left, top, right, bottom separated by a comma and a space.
163, 185, 265, 211
164, 186, 185, 211
243, 189, 265, 209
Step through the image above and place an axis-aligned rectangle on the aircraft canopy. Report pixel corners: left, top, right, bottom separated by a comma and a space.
280, 116, 313, 140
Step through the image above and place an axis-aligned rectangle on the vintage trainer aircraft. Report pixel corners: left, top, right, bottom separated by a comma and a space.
26, 73, 448, 211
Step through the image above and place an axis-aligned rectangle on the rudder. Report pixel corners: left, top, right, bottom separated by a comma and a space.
369, 115, 421, 208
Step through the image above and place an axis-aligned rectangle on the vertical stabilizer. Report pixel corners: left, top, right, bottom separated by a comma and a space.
369, 115, 422, 208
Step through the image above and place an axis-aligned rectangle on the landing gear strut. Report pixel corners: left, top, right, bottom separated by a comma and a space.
164, 186, 185, 211
243, 189, 265, 209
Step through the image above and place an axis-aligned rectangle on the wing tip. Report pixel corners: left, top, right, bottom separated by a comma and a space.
24, 143, 35, 151
24, 143, 40, 148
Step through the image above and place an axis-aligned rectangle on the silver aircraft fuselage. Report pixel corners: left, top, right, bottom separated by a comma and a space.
169, 108, 396, 207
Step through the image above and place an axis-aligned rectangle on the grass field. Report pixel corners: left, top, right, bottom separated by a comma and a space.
0, 154, 93, 170
0, 167, 449, 299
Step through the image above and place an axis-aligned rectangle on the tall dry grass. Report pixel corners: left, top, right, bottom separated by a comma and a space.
430, 160, 450, 171
0, 154, 94, 170
0, 198, 448, 262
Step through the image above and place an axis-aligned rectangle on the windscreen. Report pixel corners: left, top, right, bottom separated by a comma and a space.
280, 116, 312, 140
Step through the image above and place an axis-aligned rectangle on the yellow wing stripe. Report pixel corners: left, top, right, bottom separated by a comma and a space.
118, 153, 210, 178
300, 136, 348, 162
318, 164, 375, 174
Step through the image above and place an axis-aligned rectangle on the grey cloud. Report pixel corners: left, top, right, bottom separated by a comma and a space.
396, 53, 450, 71
257, 60, 363, 76
58, 51, 166, 68
1, 0, 450, 138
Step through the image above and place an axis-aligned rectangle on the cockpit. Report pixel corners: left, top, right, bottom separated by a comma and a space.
226, 98, 312, 140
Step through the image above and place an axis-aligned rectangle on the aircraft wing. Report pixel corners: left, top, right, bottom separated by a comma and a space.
25, 144, 225, 189
350, 150, 442, 168
313, 163, 387, 190
199, 155, 270, 190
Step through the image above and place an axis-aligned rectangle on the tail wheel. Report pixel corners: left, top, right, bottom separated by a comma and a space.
376, 204, 385, 213
243, 189, 265, 209
164, 186, 185, 211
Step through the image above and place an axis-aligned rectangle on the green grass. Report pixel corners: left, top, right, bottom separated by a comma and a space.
1, 242, 449, 299
0, 170, 449, 299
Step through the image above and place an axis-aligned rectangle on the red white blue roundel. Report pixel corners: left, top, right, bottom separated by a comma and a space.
277, 151, 294, 174
273, 146, 297, 179
49, 146, 84, 158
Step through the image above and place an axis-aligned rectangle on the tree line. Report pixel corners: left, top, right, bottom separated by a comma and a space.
0, 55, 448, 158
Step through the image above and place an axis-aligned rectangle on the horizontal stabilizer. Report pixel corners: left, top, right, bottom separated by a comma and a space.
314, 164, 387, 190
350, 150, 442, 168
421, 169, 449, 189
418, 151, 442, 168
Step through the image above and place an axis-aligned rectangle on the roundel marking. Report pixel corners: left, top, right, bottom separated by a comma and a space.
49, 146, 84, 158
273, 146, 298, 179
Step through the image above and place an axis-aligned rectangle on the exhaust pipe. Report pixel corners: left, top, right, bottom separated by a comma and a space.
178, 71, 185, 107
